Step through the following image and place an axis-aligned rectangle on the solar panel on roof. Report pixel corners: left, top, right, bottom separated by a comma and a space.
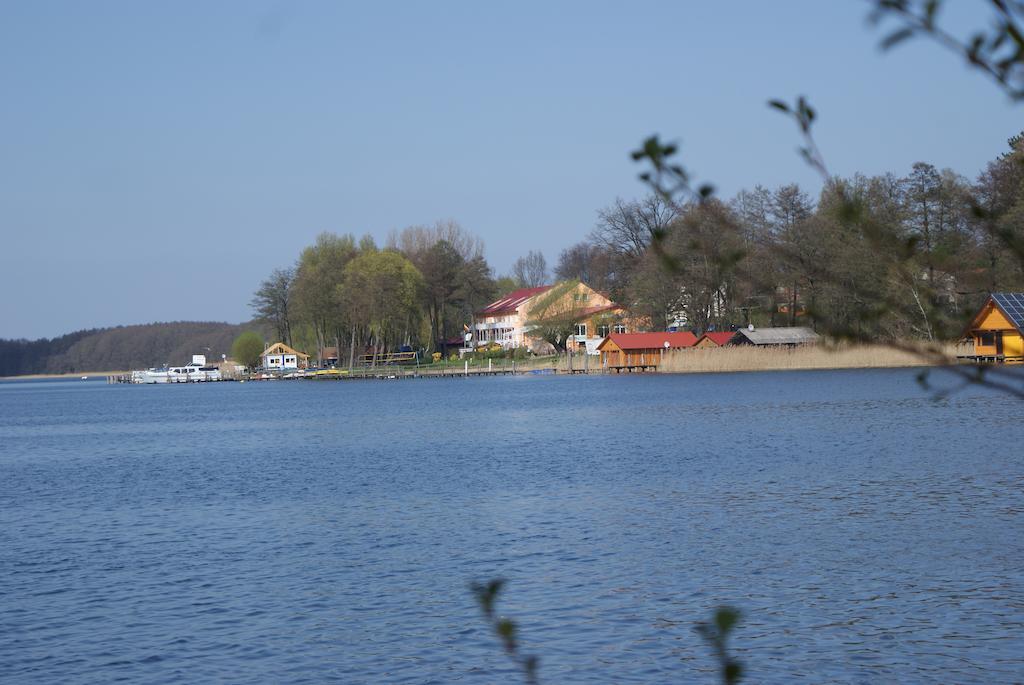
992, 293, 1024, 328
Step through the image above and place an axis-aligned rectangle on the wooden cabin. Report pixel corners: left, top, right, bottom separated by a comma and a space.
694, 331, 738, 348
598, 332, 698, 371
728, 326, 819, 347
964, 293, 1024, 363
261, 342, 310, 371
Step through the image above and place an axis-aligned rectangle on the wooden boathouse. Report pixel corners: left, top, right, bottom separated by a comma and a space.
694, 331, 738, 348
598, 332, 697, 372
962, 292, 1024, 363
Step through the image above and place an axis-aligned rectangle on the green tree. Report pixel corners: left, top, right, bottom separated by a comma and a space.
291, 232, 358, 360
340, 250, 424, 364
230, 332, 264, 371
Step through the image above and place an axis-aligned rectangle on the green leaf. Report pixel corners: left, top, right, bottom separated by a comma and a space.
470, 578, 505, 615
714, 607, 740, 634
496, 618, 516, 642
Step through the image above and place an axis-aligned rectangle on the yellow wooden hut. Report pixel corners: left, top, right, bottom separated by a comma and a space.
964, 293, 1024, 362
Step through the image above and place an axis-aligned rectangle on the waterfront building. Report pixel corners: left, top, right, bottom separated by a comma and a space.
727, 326, 819, 347
473, 282, 630, 353
694, 331, 738, 347
963, 293, 1024, 362
597, 331, 698, 370
261, 342, 310, 371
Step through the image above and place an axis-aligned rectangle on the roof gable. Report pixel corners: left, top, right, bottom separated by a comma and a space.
261, 342, 310, 358
965, 293, 1024, 335
697, 331, 737, 346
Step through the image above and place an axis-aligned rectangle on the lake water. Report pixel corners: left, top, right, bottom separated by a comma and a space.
1, 369, 1022, 683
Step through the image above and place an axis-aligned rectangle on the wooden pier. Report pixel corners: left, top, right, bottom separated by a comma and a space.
607, 364, 658, 373
305, 366, 522, 381
111, 360, 604, 384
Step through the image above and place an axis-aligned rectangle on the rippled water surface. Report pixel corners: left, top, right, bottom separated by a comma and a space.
1, 369, 1022, 683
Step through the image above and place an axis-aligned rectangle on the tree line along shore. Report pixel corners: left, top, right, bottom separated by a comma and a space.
3, 133, 1022, 379
241, 133, 1022, 366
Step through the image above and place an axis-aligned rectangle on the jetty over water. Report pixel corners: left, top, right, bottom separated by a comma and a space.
109, 362, 600, 383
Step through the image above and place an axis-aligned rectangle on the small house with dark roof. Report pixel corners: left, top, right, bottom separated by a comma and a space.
694, 331, 738, 348
597, 331, 698, 371
728, 326, 819, 347
964, 293, 1024, 362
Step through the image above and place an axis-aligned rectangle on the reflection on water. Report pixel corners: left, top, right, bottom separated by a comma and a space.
1, 369, 1022, 683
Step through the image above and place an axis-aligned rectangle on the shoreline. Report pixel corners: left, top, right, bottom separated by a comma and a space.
0, 371, 129, 381
0, 345, 981, 382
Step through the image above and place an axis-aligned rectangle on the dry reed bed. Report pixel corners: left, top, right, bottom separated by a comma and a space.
657, 343, 963, 374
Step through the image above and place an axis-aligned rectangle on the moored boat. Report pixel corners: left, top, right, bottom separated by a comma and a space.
131, 355, 222, 384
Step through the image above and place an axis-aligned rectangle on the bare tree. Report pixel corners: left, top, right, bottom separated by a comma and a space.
250, 267, 295, 345
554, 242, 617, 294
387, 219, 484, 264
512, 250, 549, 288
590, 194, 679, 260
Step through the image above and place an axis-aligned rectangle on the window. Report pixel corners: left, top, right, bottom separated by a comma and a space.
574, 323, 587, 337
979, 332, 996, 346
597, 325, 610, 337
613, 324, 627, 334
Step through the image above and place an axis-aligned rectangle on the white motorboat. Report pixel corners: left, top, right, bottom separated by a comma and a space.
131, 355, 222, 384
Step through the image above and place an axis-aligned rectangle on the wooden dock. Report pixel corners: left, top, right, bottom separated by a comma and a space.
111, 361, 605, 384
607, 364, 658, 373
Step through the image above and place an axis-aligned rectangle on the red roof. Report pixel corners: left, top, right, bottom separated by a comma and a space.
697, 331, 737, 346
599, 331, 698, 351
478, 285, 552, 316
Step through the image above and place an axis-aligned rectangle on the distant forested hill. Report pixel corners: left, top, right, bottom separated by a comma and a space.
0, 321, 269, 376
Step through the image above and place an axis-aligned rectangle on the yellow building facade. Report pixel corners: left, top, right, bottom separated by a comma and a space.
965, 293, 1024, 362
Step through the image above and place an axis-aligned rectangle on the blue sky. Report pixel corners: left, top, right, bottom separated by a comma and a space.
1, 1, 1019, 339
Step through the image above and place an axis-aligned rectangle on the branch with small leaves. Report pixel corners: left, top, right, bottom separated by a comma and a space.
470, 579, 540, 685
631, 135, 716, 207
767, 96, 829, 180
695, 607, 744, 685
869, 0, 1024, 100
